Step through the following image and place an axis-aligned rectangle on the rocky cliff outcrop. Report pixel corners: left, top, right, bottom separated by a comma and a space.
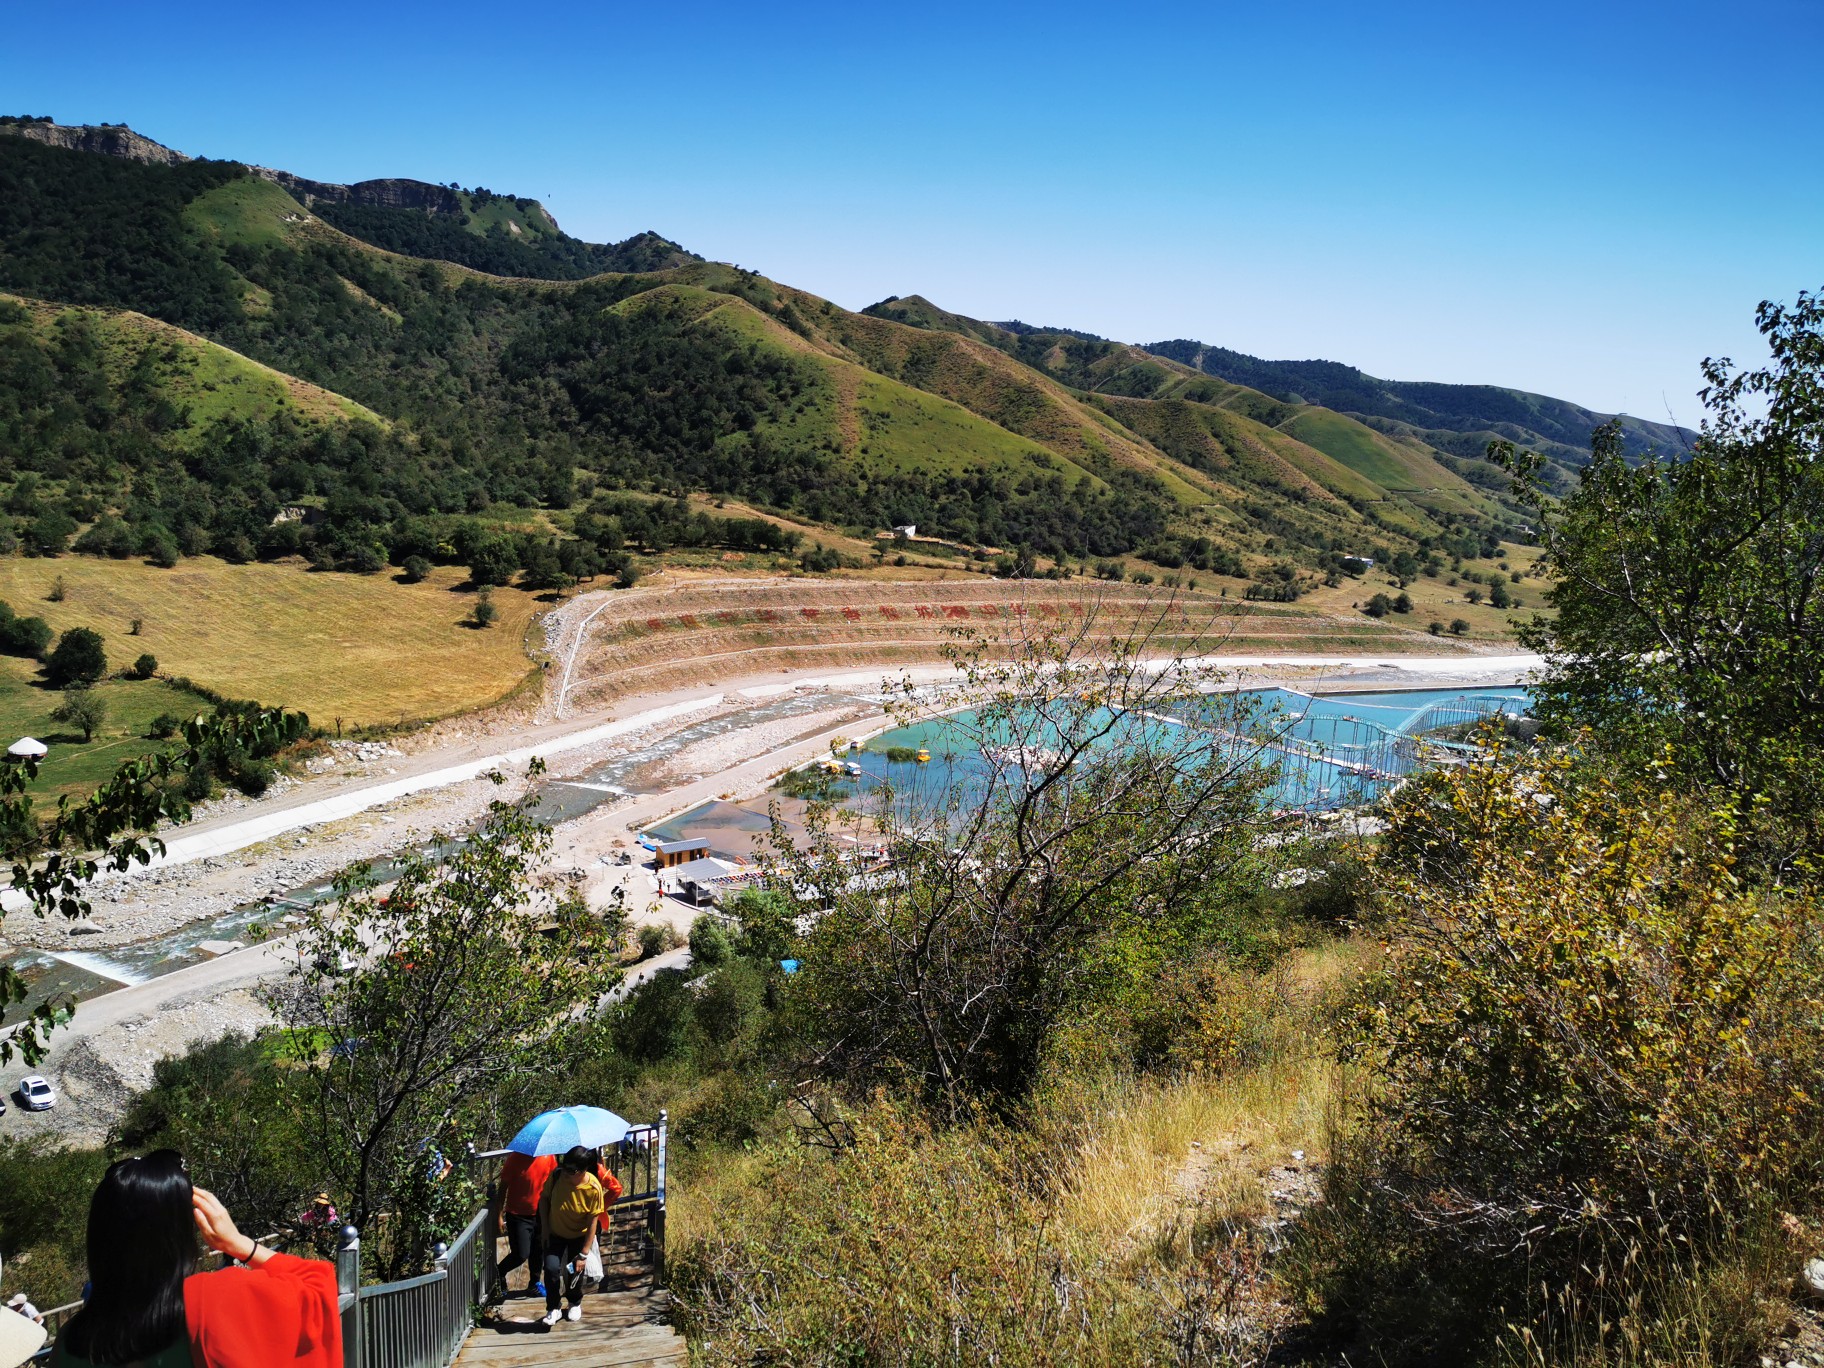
1, 120, 471, 218
0, 118, 190, 166
253, 168, 465, 216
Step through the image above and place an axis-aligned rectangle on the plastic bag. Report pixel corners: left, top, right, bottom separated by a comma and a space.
583, 1246, 603, 1284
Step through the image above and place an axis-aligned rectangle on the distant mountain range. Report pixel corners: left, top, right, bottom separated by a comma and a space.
0, 116, 1690, 588
1140, 340, 1690, 470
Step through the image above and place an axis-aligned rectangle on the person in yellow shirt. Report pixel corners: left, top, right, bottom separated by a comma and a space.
535, 1147, 605, 1326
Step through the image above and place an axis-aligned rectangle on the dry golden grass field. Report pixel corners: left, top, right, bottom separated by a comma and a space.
1298, 540, 1549, 640
0, 557, 544, 727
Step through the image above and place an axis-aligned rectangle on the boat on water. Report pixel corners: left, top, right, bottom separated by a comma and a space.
916, 747, 931, 763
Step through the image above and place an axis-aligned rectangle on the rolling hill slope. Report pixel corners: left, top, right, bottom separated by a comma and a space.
862, 294, 1508, 529
0, 119, 1538, 593
1142, 336, 1694, 474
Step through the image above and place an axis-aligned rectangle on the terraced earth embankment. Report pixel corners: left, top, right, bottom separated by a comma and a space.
554, 577, 1473, 711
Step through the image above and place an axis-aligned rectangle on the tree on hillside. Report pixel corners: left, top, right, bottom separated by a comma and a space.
467, 534, 519, 588
1493, 290, 1824, 845
0, 612, 51, 659
44, 627, 105, 687
50, 686, 106, 742
273, 789, 621, 1278
776, 598, 1276, 1117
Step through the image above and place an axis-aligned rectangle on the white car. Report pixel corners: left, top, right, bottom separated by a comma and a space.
17, 1076, 56, 1111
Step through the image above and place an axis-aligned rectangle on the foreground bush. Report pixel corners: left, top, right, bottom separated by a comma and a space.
671, 1097, 1278, 1366
1297, 748, 1824, 1361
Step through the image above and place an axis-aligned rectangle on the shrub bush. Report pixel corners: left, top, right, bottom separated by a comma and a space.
131, 652, 158, 679
636, 923, 677, 961
0, 614, 51, 658
1300, 748, 1824, 1357
670, 1103, 1159, 1364
688, 915, 733, 968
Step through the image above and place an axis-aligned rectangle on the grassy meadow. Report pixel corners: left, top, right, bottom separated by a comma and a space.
1298, 539, 1548, 641
0, 557, 543, 729
0, 657, 203, 800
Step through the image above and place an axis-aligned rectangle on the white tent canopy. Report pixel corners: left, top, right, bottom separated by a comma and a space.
7, 737, 47, 759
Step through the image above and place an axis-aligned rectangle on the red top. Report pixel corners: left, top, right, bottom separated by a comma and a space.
184, 1252, 343, 1368
502, 1154, 625, 1216
498, 1152, 558, 1216
598, 1165, 625, 1206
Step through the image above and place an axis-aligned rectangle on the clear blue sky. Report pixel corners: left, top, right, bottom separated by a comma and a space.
10, 0, 1820, 421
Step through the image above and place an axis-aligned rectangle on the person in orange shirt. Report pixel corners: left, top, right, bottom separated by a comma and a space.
51, 1150, 342, 1368
492, 1151, 556, 1298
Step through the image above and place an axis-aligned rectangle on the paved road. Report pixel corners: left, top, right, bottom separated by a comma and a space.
6, 650, 1543, 1067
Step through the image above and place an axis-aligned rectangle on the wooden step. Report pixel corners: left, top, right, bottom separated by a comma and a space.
458, 1277, 684, 1367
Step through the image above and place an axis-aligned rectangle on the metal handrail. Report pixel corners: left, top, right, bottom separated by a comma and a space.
338, 1206, 486, 1368
27, 1116, 667, 1368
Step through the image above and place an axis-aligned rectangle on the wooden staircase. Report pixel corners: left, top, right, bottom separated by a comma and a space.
454, 1204, 685, 1368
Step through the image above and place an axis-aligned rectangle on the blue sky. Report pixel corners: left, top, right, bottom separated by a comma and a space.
9, 0, 1820, 420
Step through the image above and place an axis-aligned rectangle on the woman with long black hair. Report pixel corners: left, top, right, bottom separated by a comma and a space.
52, 1150, 342, 1368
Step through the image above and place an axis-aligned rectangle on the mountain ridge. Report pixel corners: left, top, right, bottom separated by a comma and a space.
1142, 337, 1693, 470
0, 117, 695, 280
0, 120, 1541, 597
867, 294, 1692, 483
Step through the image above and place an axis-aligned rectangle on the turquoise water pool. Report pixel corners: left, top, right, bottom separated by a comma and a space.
827, 684, 1531, 815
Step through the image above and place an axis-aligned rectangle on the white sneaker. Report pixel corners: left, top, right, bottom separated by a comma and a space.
565, 1305, 583, 1322
541, 1310, 562, 1327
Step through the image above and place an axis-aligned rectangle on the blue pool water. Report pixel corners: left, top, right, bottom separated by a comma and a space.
813, 684, 1532, 817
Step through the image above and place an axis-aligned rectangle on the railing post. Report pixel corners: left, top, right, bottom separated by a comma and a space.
336, 1226, 361, 1368
654, 1109, 668, 1279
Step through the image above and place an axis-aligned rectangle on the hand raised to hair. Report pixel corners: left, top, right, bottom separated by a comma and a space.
192, 1186, 252, 1260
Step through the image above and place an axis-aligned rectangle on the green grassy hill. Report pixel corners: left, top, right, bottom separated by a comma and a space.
1143, 336, 1694, 476
2, 292, 380, 439
0, 121, 1533, 588
859, 293, 1517, 551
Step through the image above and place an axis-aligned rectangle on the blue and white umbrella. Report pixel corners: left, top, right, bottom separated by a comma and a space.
507, 1105, 630, 1156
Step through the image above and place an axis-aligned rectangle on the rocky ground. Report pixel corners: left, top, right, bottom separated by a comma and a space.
16, 986, 273, 1145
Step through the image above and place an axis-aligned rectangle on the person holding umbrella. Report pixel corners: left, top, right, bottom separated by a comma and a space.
499, 1107, 627, 1320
